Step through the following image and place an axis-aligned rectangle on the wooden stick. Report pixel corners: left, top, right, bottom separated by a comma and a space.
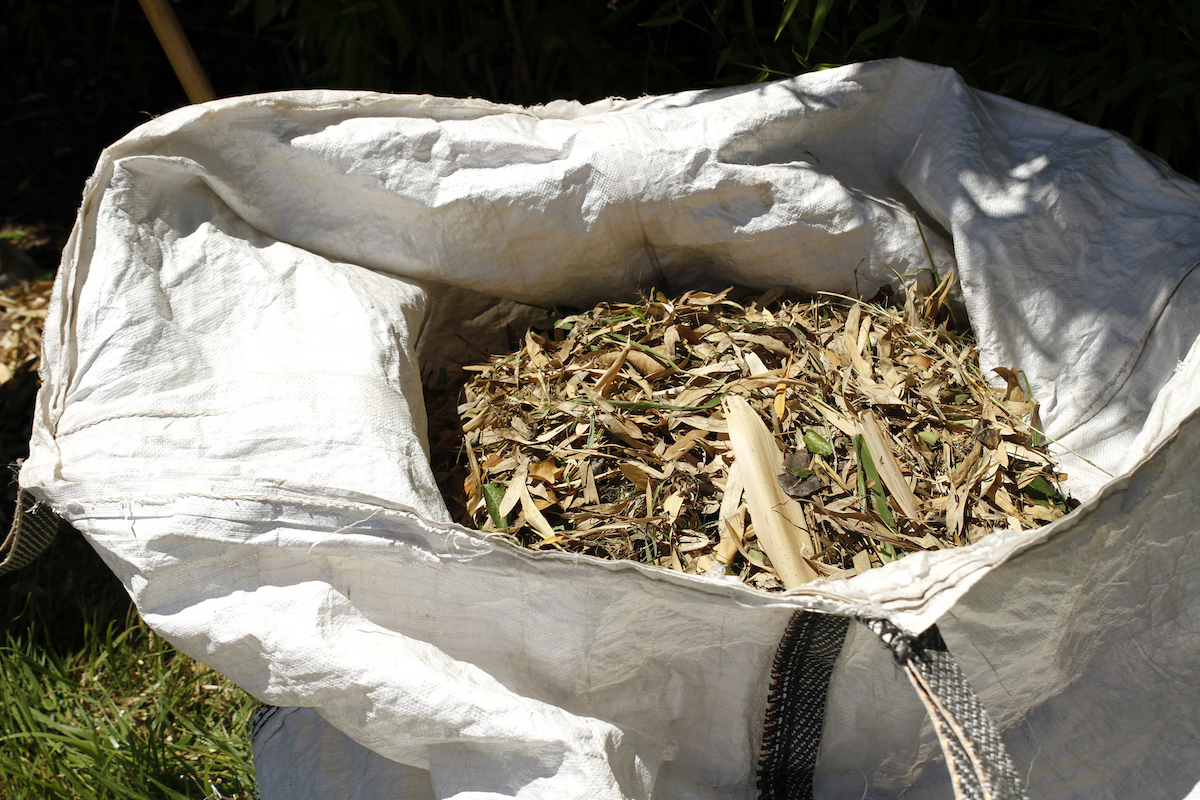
136, 0, 216, 104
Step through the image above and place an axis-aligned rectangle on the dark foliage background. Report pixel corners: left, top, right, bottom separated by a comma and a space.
3, 0, 1198, 235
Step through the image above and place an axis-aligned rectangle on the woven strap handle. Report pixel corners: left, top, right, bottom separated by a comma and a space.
759, 614, 1028, 800
864, 619, 1029, 800
0, 489, 60, 576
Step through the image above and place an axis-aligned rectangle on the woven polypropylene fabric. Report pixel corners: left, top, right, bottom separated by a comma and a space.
757, 611, 850, 800
252, 705, 281, 738
0, 490, 59, 576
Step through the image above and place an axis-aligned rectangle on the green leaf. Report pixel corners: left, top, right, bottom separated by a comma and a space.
643, 532, 660, 563
803, 430, 834, 456
1020, 371, 1042, 447
850, 12, 904, 49
775, 0, 802, 41
807, 0, 835, 58
854, 433, 896, 532
1024, 476, 1057, 505
0, 230, 29, 241
715, 45, 733, 76
1160, 80, 1199, 103
878, 540, 902, 563
483, 483, 510, 528
917, 430, 938, 446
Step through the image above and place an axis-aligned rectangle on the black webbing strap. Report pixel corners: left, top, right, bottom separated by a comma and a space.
251, 704, 283, 741
758, 614, 1027, 800
0, 489, 60, 576
864, 619, 1029, 800
757, 611, 851, 800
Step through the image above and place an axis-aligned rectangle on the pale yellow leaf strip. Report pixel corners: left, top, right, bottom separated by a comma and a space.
724, 395, 819, 587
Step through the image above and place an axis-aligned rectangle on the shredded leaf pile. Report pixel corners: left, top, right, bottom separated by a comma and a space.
0, 278, 51, 382
1, 278, 53, 469
426, 284, 1074, 590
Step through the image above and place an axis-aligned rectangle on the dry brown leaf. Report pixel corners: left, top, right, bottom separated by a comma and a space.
529, 459, 562, 484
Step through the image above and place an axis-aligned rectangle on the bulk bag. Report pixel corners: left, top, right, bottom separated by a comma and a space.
19, 58, 1200, 798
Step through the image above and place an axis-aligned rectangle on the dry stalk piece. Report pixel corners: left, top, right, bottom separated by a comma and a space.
424, 285, 1076, 591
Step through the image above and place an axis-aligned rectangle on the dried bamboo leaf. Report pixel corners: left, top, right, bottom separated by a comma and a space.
619, 462, 652, 490
428, 283, 1076, 590
856, 409, 922, 521
519, 485, 558, 540
716, 461, 745, 564
498, 463, 530, 519
663, 428, 709, 461
724, 395, 819, 587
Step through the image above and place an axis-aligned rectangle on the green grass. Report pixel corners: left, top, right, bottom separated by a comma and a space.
0, 529, 257, 799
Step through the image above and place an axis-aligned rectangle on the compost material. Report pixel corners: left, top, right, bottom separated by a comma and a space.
427, 282, 1073, 589
0, 278, 51, 381
1, 278, 52, 457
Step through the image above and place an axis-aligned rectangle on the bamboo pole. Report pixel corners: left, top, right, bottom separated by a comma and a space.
136, 0, 216, 104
